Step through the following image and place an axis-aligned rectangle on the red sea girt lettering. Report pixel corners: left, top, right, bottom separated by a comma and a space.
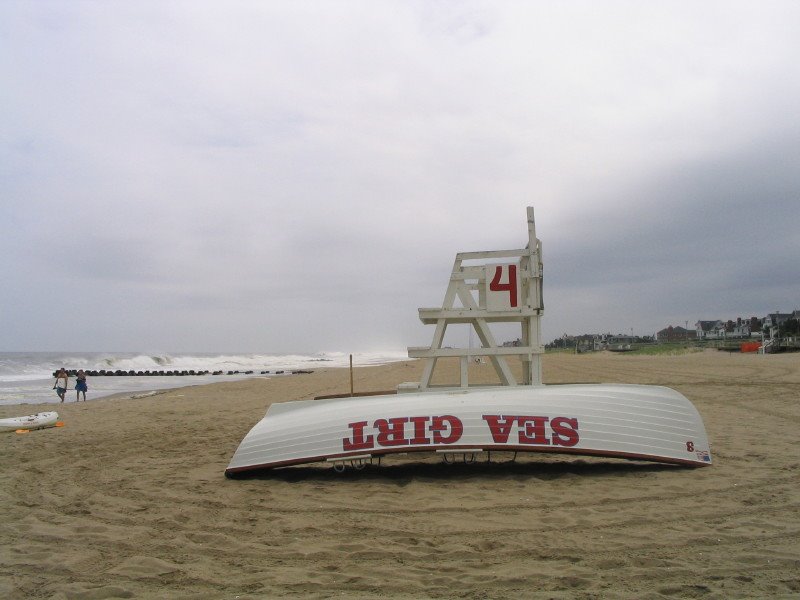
482, 415, 580, 447
342, 414, 579, 451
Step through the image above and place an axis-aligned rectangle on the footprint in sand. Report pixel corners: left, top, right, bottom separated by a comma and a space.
108, 555, 180, 579
61, 585, 135, 599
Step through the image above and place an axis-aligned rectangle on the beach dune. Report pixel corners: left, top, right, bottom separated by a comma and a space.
1, 350, 798, 599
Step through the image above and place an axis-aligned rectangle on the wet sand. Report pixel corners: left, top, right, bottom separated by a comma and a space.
1, 350, 799, 599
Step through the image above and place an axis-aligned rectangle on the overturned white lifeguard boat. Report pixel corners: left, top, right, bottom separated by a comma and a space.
226, 208, 711, 475
225, 384, 711, 475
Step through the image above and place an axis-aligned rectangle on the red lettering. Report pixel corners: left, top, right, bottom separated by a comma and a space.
482, 415, 517, 443
430, 415, 463, 444
550, 417, 579, 447
408, 416, 431, 445
489, 264, 518, 307
343, 421, 374, 451
375, 417, 409, 446
518, 416, 549, 445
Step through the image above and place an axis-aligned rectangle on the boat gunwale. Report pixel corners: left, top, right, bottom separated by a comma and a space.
225, 442, 712, 475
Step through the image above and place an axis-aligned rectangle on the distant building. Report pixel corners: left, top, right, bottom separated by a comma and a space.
574, 334, 596, 350
763, 312, 794, 329
656, 325, 696, 343
696, 320, 724, 339
730, 316, 762, 338
593, 333, 641, 350
763, 310, 800, 339
696, 316, 765, 339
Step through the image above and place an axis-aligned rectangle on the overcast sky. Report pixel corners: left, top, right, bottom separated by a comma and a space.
1, 1, 798, 353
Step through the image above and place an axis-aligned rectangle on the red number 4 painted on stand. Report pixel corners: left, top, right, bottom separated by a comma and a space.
489, 265, 518, 308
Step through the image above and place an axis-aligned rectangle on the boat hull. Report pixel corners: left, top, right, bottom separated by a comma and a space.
0, 412, 59, 432
225, 385, 712, 475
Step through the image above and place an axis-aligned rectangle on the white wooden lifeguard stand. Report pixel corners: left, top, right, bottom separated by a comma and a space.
400, 206, 544, 392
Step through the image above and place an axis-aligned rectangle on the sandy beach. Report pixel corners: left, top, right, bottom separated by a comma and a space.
1, 350, 798, 599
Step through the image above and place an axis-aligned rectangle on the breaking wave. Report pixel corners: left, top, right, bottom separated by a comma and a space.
0, 350, 411, 406
0, 350, 409, 383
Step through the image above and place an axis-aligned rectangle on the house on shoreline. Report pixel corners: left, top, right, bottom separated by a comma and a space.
656, 325, 697, 343
545, 333, 653, 351
694, 316, 764, 340
689, 311, 799, 342
762, 311, 800, 339
547, 311, 798, 348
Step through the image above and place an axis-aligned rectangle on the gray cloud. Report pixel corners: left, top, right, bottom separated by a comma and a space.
1, 2, 799, 351
543, 133, 800, 336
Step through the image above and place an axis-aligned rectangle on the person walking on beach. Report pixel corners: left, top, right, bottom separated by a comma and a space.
75, 369, 88, 402
54, 368, 69, 403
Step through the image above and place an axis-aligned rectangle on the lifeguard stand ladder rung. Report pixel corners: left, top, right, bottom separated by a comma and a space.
400, 206, 544, 393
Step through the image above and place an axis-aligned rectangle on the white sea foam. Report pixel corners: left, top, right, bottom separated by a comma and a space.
0, 351, 410, 406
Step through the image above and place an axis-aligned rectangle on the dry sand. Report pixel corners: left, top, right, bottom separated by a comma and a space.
1, 350, 799, 599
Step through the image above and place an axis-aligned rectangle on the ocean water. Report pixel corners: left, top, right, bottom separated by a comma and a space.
0, 351, 410, 406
